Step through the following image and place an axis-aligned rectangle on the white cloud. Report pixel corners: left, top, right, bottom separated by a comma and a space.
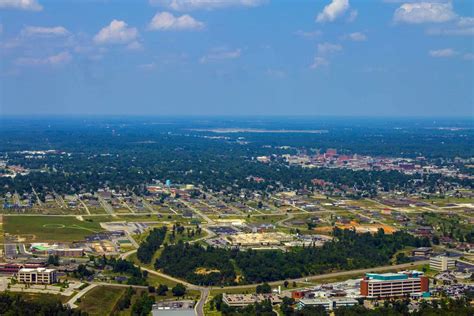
347, 9, 358, 23
316, 0, 350, 23
127, 41, 143, 51
429, 48, 457, 58
21, 26, 69, 37
346, 32, 367, 41
310, 57, 329, 69
393, 2, 456, 24
200, 48, 241, 63
148, 12, 204, 30
0, 0, 42, 11
150, 0, 266, 11
317, 42, 342, 55
458, 17, 474, 27
15, 51, 72, 66
94, 20, 139, 45
295, 30, 323, 39
464, 53, 474, 60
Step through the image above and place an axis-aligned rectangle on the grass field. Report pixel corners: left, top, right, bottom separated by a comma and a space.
78, 286, 125, 315
4, 216, 103, 242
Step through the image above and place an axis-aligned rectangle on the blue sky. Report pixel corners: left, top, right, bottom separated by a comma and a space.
0, 0, 473, 116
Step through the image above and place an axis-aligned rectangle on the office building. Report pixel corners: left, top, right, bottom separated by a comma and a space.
430, 256, 455, 271
360, 272, 429, 299
17, 267, 57, 284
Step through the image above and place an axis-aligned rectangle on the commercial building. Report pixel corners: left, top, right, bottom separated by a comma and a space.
430, 256, 456, 271
0, 263, 44, 274
151, 300, 195, 316
297, 298, 358, 311
17, 267, 57, 284
222, 294, 283, 307
412, 247, 433, 257
360, 272, 429, 299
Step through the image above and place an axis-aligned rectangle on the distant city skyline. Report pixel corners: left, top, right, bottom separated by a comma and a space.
0, 0, 473, 117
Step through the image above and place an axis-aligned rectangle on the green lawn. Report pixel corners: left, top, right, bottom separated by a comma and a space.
78, 286, 125, 315
4, 216, 103, 242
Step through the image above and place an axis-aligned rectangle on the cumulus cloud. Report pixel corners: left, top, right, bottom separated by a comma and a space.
429, 48, 457, 58
148, 12, 204, 30
346, 32, 367, 41
316, 0, 350, 23
317, 42, 342, 55
200, 48, 241, 63
0, 0, 42, 11
21, 26, 69, 37
94, 20, 139, 45
310, 57, 329, 69
310, 42, 342, 70
150, 0, 267, 11
393, 2, 456, 24
458, 17, 474, 27
15, 51, 72, 66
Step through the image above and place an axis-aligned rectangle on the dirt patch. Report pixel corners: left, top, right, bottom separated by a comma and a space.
195, 267, 221, 275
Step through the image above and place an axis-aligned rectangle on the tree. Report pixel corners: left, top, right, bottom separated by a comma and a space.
47, 254, 60, 266
157, 284, 168, 296
256, 282, 271, 294
172, 283, 186, 297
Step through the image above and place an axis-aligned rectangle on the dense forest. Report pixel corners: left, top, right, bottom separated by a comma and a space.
0, 293, 86, 315
155, 228, 429, 286
137, 227, 167, 264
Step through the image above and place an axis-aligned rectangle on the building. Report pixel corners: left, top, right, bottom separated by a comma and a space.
297, 298, 358, 311
0, 263, 44, 274
412, 247, 433, 257
360, 272, 429, 299
17, 268, 57, 284
430, 256, 456, 271
54, 248, 84, 257
222, 293, 283, 307
151, 300, 195, 316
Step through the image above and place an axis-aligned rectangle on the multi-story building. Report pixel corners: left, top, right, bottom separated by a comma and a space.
360, 272, 429, 299
430, 256, 456, 271
17, 268, 57, 284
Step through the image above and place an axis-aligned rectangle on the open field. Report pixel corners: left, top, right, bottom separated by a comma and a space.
78, 285, 125, 315
4, 216, 103, 242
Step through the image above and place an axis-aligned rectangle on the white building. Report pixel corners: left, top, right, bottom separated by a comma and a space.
297, 298, 358, 311
430, 256, 456, 271
17, 267, 57, 284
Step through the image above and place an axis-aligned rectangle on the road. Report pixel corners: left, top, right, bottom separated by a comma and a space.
195, 288, 209, 316
66, 284, 98, 308
76, 195, 91, 215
